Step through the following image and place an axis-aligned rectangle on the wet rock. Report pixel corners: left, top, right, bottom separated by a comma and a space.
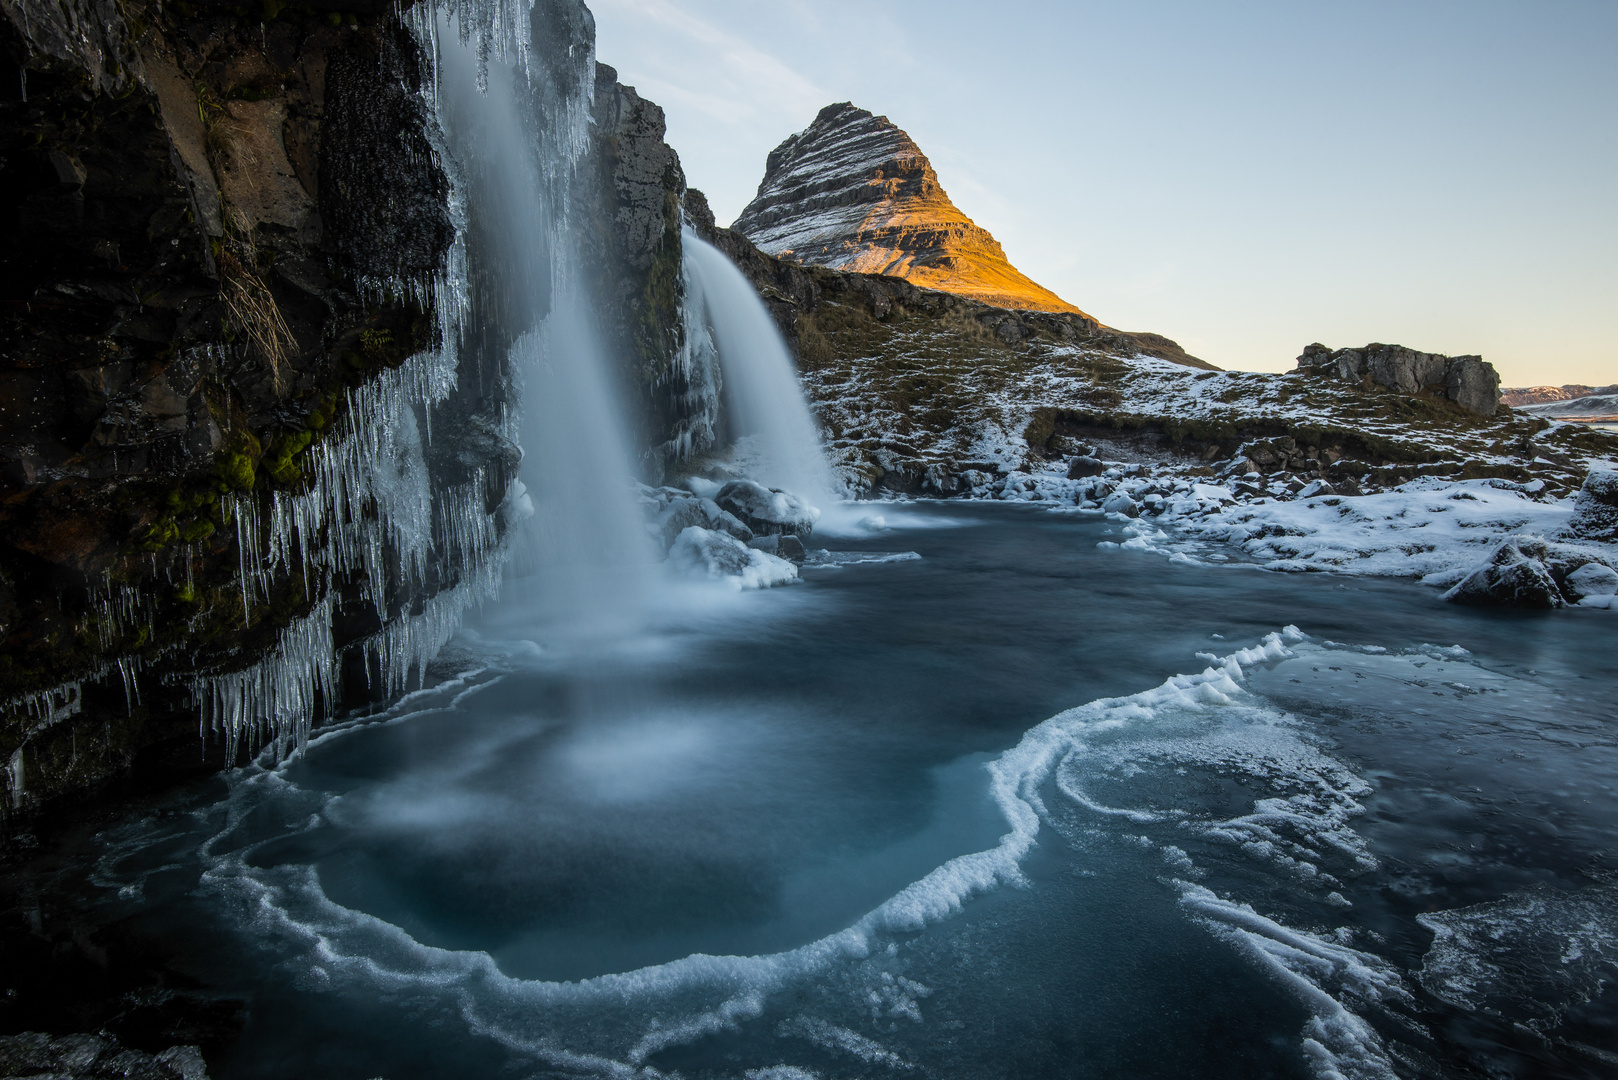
1066, 455, 1104, 479
1563, 470, 1618, 542
715, 480, 818, 539
0, 1031, 208, 1080
747, 533, 807, 563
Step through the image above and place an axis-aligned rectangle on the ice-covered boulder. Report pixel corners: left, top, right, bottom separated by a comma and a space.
1440, 536, 1615, 609
715, 480, 819, 539
1563, 470, 1618, 543
655, 496, 753, 550
1102, 491, 1140, 518
669, 526, 798, 589
1443, 540, 1564, 608
1565, 561, 1618, 602
747, 533, 807, 563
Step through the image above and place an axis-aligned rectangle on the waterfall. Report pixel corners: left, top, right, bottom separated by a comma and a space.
434, 8, 658, 641
682, 232, 839, 509
185, 0, 642, 755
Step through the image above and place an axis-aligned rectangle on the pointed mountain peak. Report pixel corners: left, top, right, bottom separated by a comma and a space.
734, 103, 1088, 317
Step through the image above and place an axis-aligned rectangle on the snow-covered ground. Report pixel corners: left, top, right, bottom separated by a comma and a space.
959, 461, 1618, 608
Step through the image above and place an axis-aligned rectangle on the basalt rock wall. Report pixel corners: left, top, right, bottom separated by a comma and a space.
0, 0, 527, 835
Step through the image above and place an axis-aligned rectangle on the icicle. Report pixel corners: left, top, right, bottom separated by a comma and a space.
6, 748, 22, 809
187, 595, 338, 764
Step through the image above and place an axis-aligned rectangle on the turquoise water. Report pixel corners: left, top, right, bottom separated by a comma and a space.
6, 503, 1616, 1079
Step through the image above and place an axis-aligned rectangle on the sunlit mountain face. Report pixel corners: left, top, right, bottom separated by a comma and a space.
734, 102, 1091, 317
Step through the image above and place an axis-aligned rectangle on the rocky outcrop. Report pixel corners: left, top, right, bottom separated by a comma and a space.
732, 102, 1088, 317
0, 1, 526, 832
0, 1032, 207, 1080
586, 63, 696, 474
1296, 343, 1501, 417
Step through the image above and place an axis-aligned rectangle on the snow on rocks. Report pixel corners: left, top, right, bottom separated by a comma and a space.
714, 480, 820, 539
1563, 469, 1618, 542
655, 495, 754, 549
669, 526, 799, 590
1566, 562, 1618, 608
1179, 477, 1575, 578
1442, 536, 1617, 609
637, 481, 808, 588
942, 455, 1618, 610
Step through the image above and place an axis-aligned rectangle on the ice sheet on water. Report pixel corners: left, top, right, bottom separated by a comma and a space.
802, 550, 922, 569
179, 625, 1417, 1079
1418, 876, 1618, 1031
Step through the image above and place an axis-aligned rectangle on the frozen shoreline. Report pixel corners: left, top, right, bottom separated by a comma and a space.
875, 464, 1618, 610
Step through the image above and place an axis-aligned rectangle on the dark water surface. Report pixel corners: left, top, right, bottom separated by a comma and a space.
4, 502, 1616, 1080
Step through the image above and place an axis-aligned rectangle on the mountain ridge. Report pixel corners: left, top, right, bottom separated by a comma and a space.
732, 102, 1089, 317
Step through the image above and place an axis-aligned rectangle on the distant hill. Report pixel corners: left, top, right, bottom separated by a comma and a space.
1502, 384, 1618, 407
1515, 393, 1618, 421
732, 103, 1089, 317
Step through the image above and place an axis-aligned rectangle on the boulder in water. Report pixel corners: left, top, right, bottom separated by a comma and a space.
1102, 491, 1140, 518
748, 533, 807, 563
715, 480, 819, 539
1565, 561, 1618, 602
1443, 539, 1565, 608
669, 526, 799, 589
655, 496, 754, 550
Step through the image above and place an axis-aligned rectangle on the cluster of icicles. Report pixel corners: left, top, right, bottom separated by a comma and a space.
3, 0, 592, 773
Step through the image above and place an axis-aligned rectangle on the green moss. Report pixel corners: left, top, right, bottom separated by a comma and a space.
181, 518, 216, 543
263, 429, 314, 487
138, 518, 179, 551
215, 450, 256, 492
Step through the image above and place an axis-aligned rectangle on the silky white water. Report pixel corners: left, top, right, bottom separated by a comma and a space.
433, 11, 660, 642
683, 232, 839, 508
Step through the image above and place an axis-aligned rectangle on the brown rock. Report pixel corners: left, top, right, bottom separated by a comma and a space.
734, 103, 1091, 316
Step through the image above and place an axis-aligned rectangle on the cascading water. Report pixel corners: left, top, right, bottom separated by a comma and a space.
432, 20, 658, 641
682, 232, 841, 510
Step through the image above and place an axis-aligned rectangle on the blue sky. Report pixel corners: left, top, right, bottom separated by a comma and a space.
589, 0, 1616, 385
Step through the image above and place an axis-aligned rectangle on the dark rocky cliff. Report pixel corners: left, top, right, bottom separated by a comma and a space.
0, 0, 527, 834
0, 0, 724, 838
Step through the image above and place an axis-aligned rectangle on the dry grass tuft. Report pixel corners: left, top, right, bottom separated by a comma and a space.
217, 241, 295, 394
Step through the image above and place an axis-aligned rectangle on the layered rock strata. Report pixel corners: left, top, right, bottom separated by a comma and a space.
733, 102, 1088, 317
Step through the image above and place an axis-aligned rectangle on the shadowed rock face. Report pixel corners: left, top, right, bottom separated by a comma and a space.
733, 102, 1089, 317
